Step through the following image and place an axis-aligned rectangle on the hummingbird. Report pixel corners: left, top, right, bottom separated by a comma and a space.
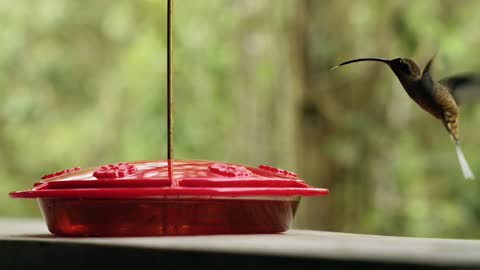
331, 56, 476, 180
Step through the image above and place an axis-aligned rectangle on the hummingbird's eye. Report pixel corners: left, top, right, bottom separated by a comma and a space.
395, 59, 410, 73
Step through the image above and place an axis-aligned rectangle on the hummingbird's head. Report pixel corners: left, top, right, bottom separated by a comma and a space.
331, 57, 422, 81
389, 58, 422, 80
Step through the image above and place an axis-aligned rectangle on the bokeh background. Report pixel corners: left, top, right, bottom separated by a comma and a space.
2, 0, 480, 239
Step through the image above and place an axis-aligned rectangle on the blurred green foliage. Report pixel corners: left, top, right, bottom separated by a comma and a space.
1, 0, 480, 239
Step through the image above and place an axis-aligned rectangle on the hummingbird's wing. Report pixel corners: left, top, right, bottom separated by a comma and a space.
439, 74, 480, 106
422, 56, 435, 77
421, 56, 435, 90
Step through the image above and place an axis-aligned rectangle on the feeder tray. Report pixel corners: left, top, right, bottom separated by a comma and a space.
9, 160, 328, 236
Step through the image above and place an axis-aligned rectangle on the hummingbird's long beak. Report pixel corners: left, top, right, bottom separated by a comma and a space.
330, 58, 391, 70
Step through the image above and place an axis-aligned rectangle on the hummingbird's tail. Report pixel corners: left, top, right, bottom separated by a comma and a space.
455, 142, 475, 180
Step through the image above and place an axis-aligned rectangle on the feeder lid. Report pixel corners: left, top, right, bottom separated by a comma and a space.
9, 160, 328, 199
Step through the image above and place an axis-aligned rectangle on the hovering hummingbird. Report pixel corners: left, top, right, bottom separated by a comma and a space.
331, 56, 476, 180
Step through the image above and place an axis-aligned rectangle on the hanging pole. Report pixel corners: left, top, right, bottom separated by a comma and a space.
167, 0, 173, 161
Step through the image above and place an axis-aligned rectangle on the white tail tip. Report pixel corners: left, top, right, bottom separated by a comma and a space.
455, 144, 475, 180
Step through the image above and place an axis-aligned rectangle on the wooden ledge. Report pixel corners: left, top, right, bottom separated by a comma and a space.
1, 218, 479, 269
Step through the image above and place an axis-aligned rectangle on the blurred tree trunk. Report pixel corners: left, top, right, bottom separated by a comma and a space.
290, 0, 342, 231
290, 0, 398, 232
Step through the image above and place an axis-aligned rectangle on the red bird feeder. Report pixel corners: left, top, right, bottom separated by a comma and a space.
9, 0, 328, 236
10, 160, 328, 236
